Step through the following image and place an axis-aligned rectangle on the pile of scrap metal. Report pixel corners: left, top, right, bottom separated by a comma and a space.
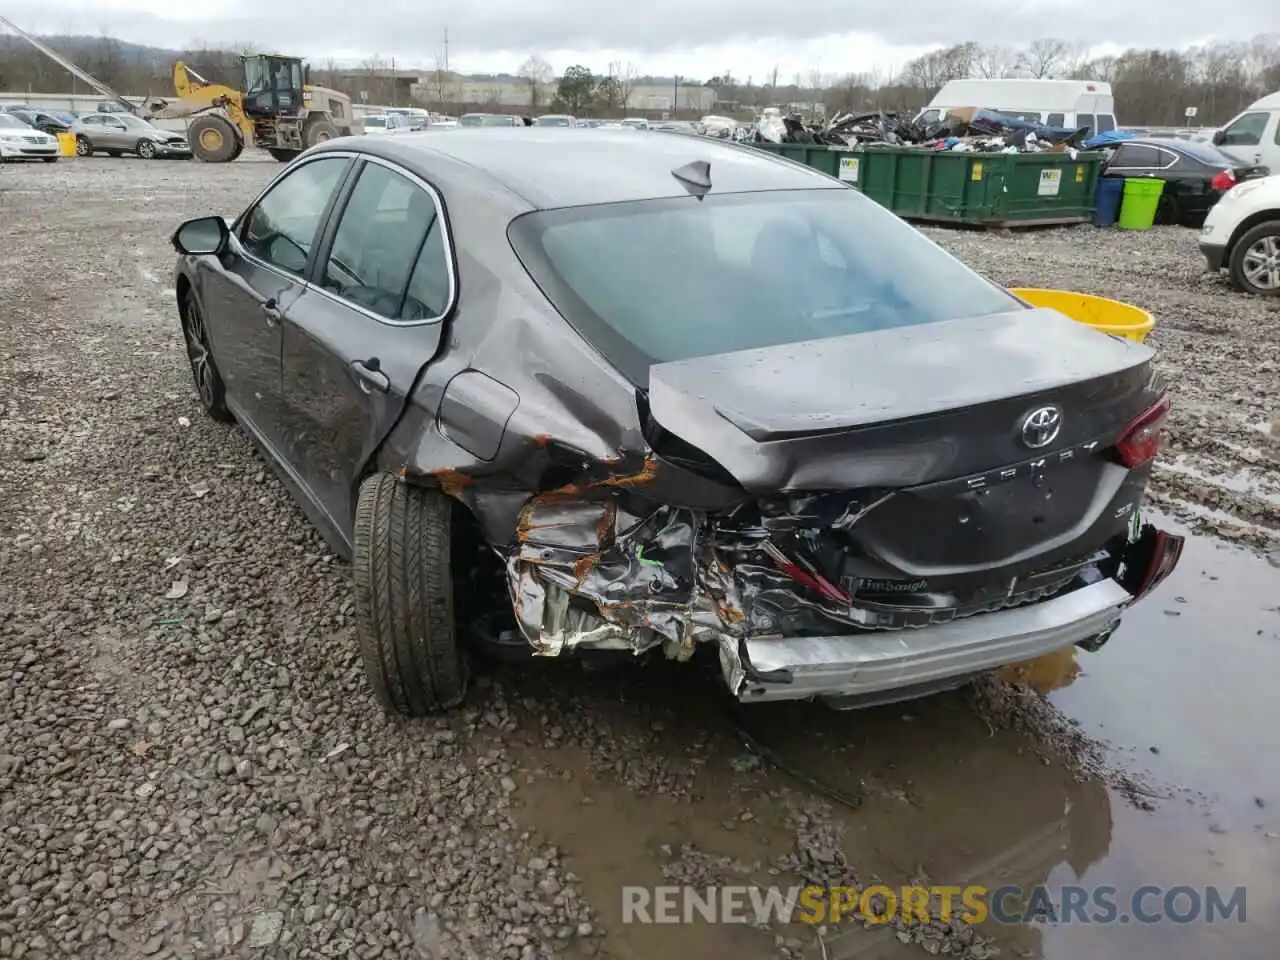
751, 107, 1092, 155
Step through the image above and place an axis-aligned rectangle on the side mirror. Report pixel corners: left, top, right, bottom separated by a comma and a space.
1212, 129, 1226, 146
172, 216, 229, 256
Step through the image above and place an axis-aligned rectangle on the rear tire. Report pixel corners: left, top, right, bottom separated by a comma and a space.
353, 474, 469, 716
1228, 221, 1280, 297
188, 115, 240, 163
267, 148, 298, 163
304, 118, 340, 147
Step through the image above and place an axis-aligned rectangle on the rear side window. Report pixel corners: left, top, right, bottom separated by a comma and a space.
510, 190, 1019, 386
1111, 143, 1162, 168
1096, 114, 1116, 133
1076, 113, 1096, 133
242, 157, 348, 276
321, 161, 451, 321
1047, 113, 1065, 127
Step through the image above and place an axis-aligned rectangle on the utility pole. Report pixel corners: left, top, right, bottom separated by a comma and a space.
672, 74, 679, 117
443, 28, 450, 72
391, 56, 396, 107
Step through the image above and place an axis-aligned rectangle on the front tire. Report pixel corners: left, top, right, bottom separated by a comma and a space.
188, 115, 240, 163
75, 135, 93, 157
267, 148, 297, 163
42, 157, 57, 163
137, 139, 157, 160
179, 289, 233, 422
353, 474, 469, 716
1229, 222, 1280, 297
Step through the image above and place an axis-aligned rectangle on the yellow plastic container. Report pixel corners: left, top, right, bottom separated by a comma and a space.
57, 132, 77, 157
1008, 288, 1155, 344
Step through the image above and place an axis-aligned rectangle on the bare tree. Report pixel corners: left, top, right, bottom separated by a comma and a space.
974, 44, 1017, 79
359, 55, 387, 104
518, 54, 553, 110
1020, 38, 1069, 79
428, 54, 458, 111
616, 61, 638, 110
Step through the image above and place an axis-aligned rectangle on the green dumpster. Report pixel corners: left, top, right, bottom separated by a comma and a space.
750, 142, 1102, 228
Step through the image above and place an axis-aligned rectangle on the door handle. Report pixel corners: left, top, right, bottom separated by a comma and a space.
350, 358, 390, 393
260, 298, 282, 325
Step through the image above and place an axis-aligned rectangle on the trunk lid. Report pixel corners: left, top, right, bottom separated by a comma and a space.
646, 307, 1161, 600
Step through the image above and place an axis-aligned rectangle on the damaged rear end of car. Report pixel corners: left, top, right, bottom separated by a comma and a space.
370, 176, 1183, 713
444, 188, 1176, 707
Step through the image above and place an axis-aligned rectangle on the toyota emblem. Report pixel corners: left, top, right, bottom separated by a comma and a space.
1020, 405, 1063, 449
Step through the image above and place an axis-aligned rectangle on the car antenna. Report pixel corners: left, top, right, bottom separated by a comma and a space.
671, 160, 711, 200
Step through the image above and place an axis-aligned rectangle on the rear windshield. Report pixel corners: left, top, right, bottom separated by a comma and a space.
364, 117, 386, 127
1170, 140, 1238, 167
509, 189, 1020, 385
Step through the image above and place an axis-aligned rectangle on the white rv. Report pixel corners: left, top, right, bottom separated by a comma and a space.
915, 79, 1118, 133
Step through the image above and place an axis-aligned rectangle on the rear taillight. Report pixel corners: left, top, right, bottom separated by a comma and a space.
1210, 169, 1236, 192
1116, 394, 1171, 467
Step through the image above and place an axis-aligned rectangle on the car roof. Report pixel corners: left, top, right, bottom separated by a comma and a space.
324, 128, 843, 209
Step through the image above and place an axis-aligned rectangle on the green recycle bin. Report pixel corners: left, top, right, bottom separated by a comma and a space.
1118, 178, 1165, 230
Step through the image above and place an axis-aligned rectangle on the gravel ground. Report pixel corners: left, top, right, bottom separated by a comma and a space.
0, 156, 1276, 960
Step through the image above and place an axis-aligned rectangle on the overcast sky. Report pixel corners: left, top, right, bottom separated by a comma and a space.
2, 0, 1258, 80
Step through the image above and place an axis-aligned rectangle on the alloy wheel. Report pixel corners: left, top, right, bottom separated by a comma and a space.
1242, 235, 1280, 291
182, 299, 215, 409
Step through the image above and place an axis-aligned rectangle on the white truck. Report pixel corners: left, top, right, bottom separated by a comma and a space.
1211, 90, 1280, 174
914, 79, 1118, 134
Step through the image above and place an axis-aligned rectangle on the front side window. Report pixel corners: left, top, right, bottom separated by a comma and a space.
321, 162, 451, 321
1076, 113, 1096, 133
1096, 114, 1116, 133
242, 157, 349, 276
1047, 113, 1065, 127
1221, 112, 1267, 146
510, 190, 1019, 386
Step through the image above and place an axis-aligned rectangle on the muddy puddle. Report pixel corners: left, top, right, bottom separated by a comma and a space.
480, 513, 1279, 960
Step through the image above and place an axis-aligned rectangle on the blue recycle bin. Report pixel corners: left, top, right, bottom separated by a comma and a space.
1093, 177, 1124, 227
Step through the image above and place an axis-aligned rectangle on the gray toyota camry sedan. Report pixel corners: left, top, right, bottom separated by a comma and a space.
169, 128, 1183, 716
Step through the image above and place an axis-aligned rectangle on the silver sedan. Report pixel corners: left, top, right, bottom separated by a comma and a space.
73, 113, 192, 159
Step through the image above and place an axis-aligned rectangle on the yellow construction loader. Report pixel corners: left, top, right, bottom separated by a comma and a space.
142, 56, 357, 163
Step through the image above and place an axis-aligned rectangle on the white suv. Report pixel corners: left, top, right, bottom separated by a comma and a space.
1199, 173, 1280, 296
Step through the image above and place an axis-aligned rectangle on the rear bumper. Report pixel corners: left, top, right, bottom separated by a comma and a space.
720, 525, 1184, 707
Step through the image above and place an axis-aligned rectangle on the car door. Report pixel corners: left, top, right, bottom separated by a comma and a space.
279, 157, 456, 545
1216, 110, 1271, 166
197, 154, 353, 447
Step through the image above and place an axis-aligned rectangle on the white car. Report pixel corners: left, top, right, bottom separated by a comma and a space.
360, 114, 411, 136
620, 118, 649, 130
0, 112, 59, 162
1199, 173, 1280, 296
